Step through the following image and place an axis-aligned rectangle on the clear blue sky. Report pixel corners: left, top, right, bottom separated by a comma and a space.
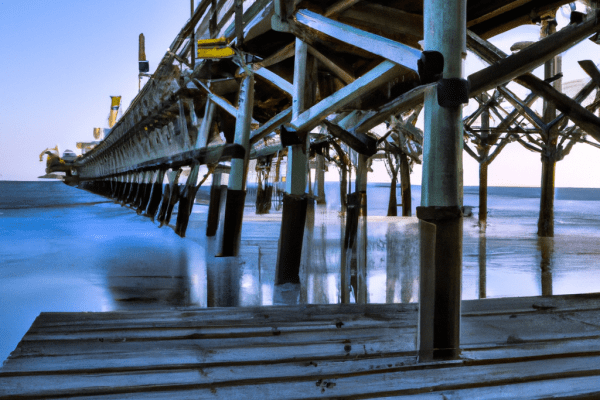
1, 1, 599, 187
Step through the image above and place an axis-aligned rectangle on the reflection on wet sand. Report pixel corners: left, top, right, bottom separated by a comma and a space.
101, 207, 594, 311
199, 205, 422, 307
105, 244, 192, 310
537, 236, 554, 297
478, 233, 486, 299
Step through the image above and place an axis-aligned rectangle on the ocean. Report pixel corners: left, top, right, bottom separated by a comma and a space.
1, 180, 600, 362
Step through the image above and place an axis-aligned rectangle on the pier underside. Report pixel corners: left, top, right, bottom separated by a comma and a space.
2, 292, 600, 398
31, 0, 600, 393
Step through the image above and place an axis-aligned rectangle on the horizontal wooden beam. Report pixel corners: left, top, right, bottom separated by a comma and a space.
340, 3, 423, 39
295, 9, 421, 72
80, 143, 245, 180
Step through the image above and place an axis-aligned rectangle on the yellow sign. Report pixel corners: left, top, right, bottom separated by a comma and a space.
197, 37, 235, 59
110, 96, 121, 108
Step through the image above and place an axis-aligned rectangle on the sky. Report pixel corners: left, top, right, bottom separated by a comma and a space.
1, 1, 599, 187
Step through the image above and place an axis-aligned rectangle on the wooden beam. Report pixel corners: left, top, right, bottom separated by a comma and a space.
351, 83, 432, 135
295, 9, 421, 73
253, 42, 295, 69
290, 61, 404, 134
468, 12, 600, 94
324, 0, 361, 17
255, 67, 293, 95
468, 31, 600, 142
322, 120, 376, 156
249, 108, 292, 145
579, 60, 600, 87
307, 45, 355, 84
191, 78, 238, 117
340, 3, 423, 39
517, 73, 600, 142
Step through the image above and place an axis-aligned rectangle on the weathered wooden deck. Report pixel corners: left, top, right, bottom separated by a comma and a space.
2, 293, 600, 399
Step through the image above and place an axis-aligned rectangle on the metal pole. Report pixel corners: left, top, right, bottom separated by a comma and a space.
275, 38, 309, 284
190, 0, 195, 69
418, 0, 466, 361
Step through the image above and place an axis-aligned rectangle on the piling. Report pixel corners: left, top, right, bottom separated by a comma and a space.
418, 0, 466, 361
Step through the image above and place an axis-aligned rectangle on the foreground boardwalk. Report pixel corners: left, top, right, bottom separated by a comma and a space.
2, 293, 600, 399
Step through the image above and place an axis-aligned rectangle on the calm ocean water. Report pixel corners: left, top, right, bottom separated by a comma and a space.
1, 180, 600, 362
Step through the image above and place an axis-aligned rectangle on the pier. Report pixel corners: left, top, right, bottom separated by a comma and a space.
21, 0, 600, 396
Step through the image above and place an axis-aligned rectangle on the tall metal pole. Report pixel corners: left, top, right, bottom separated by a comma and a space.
275, 38, 309, 284
190, 0, 195, 69
418, 0, 466, 361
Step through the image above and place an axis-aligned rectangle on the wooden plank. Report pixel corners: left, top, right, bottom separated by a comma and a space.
295, 9, 421, 72
0, 355, 416, 398
11, 354, 600, 399
0, 336, 417, 374
24, 292, 600, 329
387, 376, 600, 399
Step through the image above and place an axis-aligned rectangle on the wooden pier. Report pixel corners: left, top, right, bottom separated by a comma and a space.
2, 292, 600, 398
31, 0, 600, 396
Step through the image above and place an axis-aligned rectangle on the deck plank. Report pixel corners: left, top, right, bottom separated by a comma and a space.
3, 293, 600, 398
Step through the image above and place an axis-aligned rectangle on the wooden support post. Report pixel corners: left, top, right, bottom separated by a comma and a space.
399, 152, 411, 217
138, 171, 155, 215
538, 18, 560, 238
478, 232, 487, 299
355, 153, 368, 304
157, 169, 181, 227
479, 107, 490, 230
146, 170, 165, 221
418, 0, 465, 362
218, 73, 254, 257
197, 100, 216, 149
121, 173, 133, 205
538, 237, 554, 296
175, 164, 201, 237
275, 38, 309, 285
314, 154, 326, 204
206, 170, 223, 237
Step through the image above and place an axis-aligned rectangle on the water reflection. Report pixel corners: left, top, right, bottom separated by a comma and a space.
103, 241, 198, 310
478, 233, 486, 299
537, 236, 554, 297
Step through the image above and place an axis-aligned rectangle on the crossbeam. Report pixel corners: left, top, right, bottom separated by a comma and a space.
295, 9, 421, 73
